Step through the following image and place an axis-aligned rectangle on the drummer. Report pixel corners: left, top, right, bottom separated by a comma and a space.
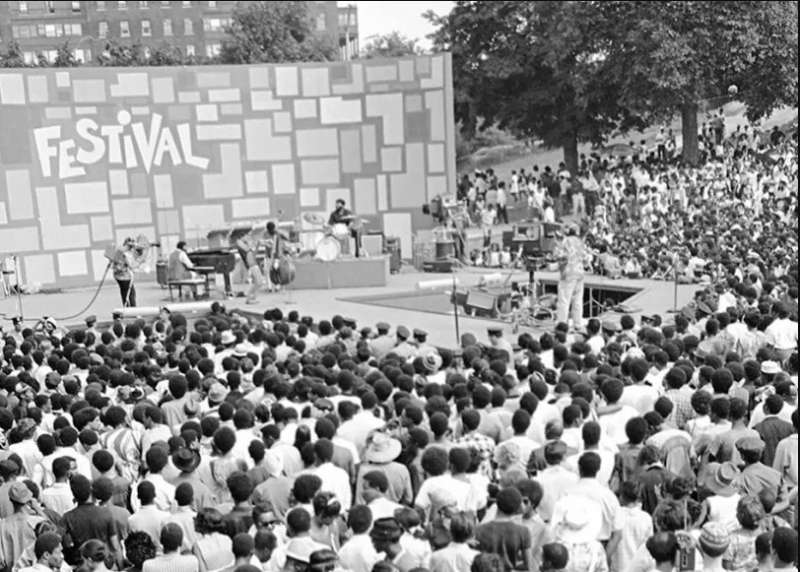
329, 199, 363, 258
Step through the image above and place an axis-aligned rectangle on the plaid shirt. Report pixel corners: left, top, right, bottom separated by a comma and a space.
665, 388, 695, 430
454, 432, 496, 480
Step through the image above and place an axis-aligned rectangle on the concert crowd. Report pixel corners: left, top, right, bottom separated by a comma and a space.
0, 121, 797, 572
458, 120, 797, 286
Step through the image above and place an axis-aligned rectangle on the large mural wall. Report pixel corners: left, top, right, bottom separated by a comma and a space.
0, 55, 455, 288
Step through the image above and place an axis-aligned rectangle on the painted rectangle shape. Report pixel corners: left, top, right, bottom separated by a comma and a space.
299, 187, 319, 207
64, 181, 109, 214
45, 107, 72, 120
57, 251, 88, 277
6, 170, 34, 220
72, 79, 106, 103
271, 164, 296, 195
427, 143, 445, 173
319, 97, 362, 124
232, 198, 268, 219
354, 178, 377, 215
0, 74, 26, 104
152, 77, 175, 103
301, 68, 330, 97
339, 129, 362, 174
300, 159, 340, 186
90, 216, 114, 241
0, 226, 40, 253
196, 72, 231, 88
293, 99, 317, 118
153, 174, 173, 207
377, 175, 388, 211
196, 104, 218, 122
245, 171, 268, 194
178, 91, 201, 103
274, 67, 299, 96
365, 64, 398, 83
208, 88, 241, 102
113, 198, 153, 225
196, 124, 242, 140
109, 170, 129, 195
361, 124, 377, 163
296, 129, 339, 157
24, 254, 55, 285
182, 204, 225, 232
27, 76, 48, 103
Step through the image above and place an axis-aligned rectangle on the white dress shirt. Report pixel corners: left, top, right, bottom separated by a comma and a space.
313, 462, 352, 510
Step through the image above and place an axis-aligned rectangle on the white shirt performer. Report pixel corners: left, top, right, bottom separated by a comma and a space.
554, 224, 590, 329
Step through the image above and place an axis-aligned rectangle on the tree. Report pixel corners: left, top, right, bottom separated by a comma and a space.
361, 31, 423, 59
596, 1, 798, 165
54, 42, 80, 67
219, 1, 338, 64
96, 41, 148, 66
0, 41, 26, 68
426, 2, 634, 174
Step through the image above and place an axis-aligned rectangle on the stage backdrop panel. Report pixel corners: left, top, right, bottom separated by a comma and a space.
0, 55, 455, 288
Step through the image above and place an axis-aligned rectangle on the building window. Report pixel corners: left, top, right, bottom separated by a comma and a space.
98, 21, 108, 38
315, 13, 326, 31
206, 42, 220, 57
72, 1, 81, 11
182, 0, 190, 6
185, 44, 195, 56
141, 19, 151, 36
120, 20, 130, 37
46, 1, 55, 13
45, 50, 57, 63
65, 23, 82, 35
23, 51, 36, 64
139, 0, 148, 6
203, 17, 229, 32
208, 0, 215, 6
163, 19, 172, 35
97, 0, 105, 10
184, 18, 193, 35
118, 0, 127, 9
143, 46, 151, 58
161, 0, 170, 6
18, 1, 28, 13
74, 48, 90, 62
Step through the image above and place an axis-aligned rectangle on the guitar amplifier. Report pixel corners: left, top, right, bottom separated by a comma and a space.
362, 233, 384, 256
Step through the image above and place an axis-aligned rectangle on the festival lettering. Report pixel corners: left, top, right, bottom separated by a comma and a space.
33, 110, 210, 178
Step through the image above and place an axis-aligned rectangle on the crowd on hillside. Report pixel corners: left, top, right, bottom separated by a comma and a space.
455, 120, 798, 284
0, 255, 797, 572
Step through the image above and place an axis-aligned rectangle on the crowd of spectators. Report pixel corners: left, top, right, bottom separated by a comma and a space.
0, 274, 797, 572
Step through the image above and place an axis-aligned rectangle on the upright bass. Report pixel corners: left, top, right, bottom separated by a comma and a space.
267, 223, 296, 287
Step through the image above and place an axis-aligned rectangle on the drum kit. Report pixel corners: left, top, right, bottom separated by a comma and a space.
302, 213, 369, 261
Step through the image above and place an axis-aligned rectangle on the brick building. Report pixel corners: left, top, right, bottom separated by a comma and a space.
0, 0, 358, 64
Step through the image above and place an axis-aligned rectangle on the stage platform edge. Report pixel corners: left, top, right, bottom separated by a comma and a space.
293, 256, 389, 289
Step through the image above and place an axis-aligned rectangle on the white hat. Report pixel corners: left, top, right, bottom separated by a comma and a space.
220, 330, 236, 345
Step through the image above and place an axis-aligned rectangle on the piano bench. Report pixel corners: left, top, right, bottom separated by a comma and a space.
167, 278, 207, 301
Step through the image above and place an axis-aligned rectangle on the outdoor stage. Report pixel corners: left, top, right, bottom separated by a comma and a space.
0, 264, 697, 348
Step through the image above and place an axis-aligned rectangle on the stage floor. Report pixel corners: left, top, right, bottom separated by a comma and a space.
0, 266, 696, 348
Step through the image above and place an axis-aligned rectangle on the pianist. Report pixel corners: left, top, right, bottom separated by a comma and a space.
167, 241, 196, 281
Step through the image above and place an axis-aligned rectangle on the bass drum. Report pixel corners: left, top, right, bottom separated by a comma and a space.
315, 236, 341, 261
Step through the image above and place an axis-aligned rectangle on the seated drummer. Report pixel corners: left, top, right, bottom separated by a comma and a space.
167, 240, 196, 281
328, 199, 362, 257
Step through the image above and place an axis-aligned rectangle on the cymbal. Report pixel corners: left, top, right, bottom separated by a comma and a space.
302, 212, 326, 226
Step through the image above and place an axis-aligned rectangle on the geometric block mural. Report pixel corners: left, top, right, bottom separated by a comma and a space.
0, 55, 456, 288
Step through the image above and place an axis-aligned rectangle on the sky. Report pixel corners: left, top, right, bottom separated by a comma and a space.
352, 1, 454, 51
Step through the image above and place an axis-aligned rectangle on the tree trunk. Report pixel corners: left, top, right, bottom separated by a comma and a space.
681, 102, 699, 166
562, 131, 579, 175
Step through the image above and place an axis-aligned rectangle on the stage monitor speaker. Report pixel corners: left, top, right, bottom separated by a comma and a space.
465, 290, 498, 316
362, 233, 384, 256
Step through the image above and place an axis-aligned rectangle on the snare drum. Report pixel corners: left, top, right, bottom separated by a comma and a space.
315, 236, 341, 261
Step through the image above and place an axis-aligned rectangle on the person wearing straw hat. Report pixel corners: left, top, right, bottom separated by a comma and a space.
354, 432, 411, 507
698, 462, 742, 531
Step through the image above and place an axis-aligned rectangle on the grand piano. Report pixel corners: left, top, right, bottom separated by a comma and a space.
188, 249, 237, 296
